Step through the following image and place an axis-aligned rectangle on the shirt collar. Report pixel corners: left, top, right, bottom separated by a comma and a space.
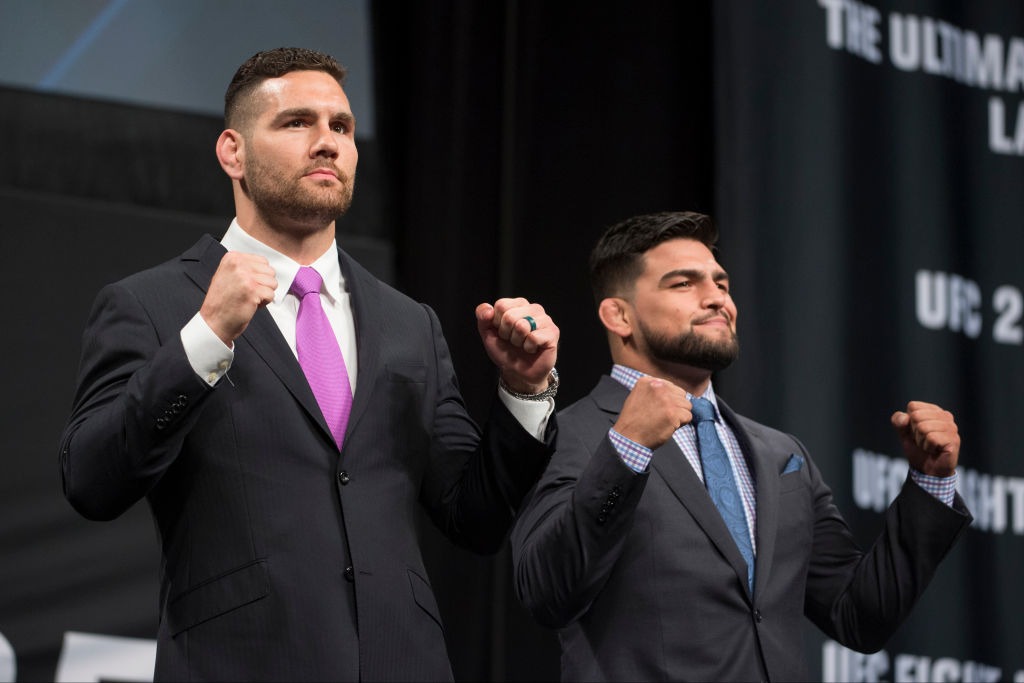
609, 363, 721, 419
220, 218, 346, 304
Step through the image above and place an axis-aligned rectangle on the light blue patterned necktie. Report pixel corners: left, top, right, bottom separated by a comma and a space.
691, 397, 754, 595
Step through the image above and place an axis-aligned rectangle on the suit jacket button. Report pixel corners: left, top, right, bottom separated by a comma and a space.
754, 609, 763, 623
338, 471, 350, 485
344, 566, 354, 582
597, 513, 608, 525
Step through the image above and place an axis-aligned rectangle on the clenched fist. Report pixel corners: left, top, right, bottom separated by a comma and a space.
200, 252, 278, 346
613, 377, 693, 450
891, 401, 960, 478
476, 298, 559, 394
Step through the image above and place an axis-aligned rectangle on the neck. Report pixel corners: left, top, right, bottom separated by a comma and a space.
236, 204, 336, 265
613, 351, 712, 397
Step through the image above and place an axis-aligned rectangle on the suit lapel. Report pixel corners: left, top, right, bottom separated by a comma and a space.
592, 377, 753, 600
245, 308, 335, 444
182, 235, 336, 449
718, 399, 781, 602
336, 248, 383, 451
651, 439, 753, 601
181, 234, 223, 293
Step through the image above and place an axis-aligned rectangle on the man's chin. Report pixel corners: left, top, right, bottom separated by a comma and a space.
693, 323, 736, 338
256, 204, 348, 232
284, 192, 352, 226
693, 354, 738, 373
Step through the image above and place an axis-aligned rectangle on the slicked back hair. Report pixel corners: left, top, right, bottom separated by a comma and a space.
224, 47, 348, 132
589, 211, 719, 304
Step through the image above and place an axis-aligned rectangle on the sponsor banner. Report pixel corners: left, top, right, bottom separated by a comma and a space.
714, 1, 1024, 678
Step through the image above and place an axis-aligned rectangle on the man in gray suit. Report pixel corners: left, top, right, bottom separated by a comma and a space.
60, 47, 559, 680
511, 211, 971, 681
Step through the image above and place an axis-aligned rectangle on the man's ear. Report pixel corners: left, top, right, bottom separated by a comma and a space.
598, 297, 633, 340
216, 129, 245, 180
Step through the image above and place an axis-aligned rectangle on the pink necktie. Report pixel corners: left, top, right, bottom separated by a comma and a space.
290, 266, 352, 449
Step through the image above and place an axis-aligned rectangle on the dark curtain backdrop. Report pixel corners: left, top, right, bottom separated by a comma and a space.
371, 1, 713, 679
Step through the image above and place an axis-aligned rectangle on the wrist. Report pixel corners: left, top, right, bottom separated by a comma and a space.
499, 368, 559, 401
914, 464, 957, 479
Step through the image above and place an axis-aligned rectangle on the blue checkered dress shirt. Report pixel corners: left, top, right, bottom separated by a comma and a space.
605, 365, 957, 545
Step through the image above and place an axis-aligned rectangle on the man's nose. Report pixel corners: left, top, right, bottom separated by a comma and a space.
311, 122, 339, 158
702, 283, 726, 308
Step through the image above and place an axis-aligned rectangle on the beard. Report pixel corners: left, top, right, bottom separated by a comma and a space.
638, 317, 739, 372
244, 154, 354, 229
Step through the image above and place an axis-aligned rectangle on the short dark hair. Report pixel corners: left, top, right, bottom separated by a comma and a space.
589, 211, 719, 303
224, 47, 348, 130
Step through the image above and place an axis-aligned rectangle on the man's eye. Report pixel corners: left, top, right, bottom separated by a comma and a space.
671, 281, 691, 288
332, 123, 348, 133
287, 120, 305, 127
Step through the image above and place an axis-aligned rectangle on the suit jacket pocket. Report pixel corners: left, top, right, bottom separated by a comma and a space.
407, 568, 444, 632
779, 470, 806, 493
386, 364, 430, 456
387, 362, 427, 383
168, 559, 269, 637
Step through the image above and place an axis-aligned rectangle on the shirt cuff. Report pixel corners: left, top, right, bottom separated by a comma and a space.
608, 428, 653, 473
181, 312, 234, 386
497, 386, 553, 441
909, 468, 957, 507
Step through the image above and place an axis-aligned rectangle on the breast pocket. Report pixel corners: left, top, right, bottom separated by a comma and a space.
776, 473, 814, 553
779, 470, 806, 494
386, 363, 427, 384
385, 363, 429, 456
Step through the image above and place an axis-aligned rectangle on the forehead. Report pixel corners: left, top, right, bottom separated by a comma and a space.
641, 238, 723, 276
251, 70, 351, 118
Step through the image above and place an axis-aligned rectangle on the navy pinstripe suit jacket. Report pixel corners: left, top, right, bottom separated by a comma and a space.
61, 235, 553, 681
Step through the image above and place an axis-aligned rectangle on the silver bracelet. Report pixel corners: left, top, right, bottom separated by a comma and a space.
500, 368, 559, 401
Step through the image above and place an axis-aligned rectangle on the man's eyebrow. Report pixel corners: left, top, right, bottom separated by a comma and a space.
659, 268, 730, 284
333, 111, 356, 127
272, 108, 356, 126
273, 107, 316, 122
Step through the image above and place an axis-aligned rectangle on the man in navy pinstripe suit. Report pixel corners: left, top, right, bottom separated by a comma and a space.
60, 47, 559, 681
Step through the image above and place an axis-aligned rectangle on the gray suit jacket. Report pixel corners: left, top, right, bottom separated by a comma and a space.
511, 375, 970, 681
60, 235, 553, 681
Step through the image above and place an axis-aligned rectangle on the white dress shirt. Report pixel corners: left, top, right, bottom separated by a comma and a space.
180, 219, 552, 439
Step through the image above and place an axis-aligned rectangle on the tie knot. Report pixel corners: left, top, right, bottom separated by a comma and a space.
291, 266, 323, 298
691, 397, 715, 424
